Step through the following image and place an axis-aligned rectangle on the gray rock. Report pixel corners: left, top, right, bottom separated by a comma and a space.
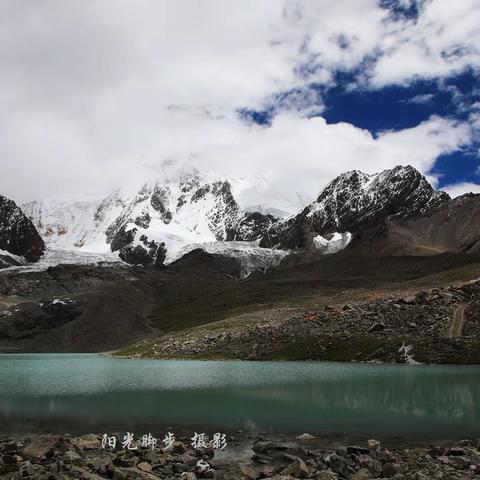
62, 450, 83, 466
2, 454, 22, 464
281, 456, 310, 478
71, 433, 101, 450
113, 455, 137, 468
448, 456, 471, 470
181, 473, 198, 480
446, 447, 467, 456
21, 435, 59, 460
358, 454, 382, 478
86, 456, 111, 473
346, 446, 370, 455
137, 461, 153, 473
327, 454, 354, 477
315, 471, 339, 480
296, 433, 316, 442
239, 463, 258, 479
367, 439, 381, 451
253, 441, 274, 454
383, 462, 401, 477
251, 453, 273, 464
368, 322, 386, 333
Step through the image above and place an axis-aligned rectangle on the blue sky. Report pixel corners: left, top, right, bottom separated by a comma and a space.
1, 0, 479, 206
240, 68, 480, 191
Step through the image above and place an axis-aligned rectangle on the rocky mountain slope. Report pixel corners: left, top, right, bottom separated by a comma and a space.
23, 172, 276, 266
260, 165, 450, 250
351, 192, 480, 255
139, 274, 480, 363
3, 246, 479, 356
0, 194, 45, 265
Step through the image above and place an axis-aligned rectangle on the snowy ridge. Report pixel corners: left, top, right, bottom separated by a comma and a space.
0, 248, 27, 269
22, 196, 118, 253
0, 249, 26, 264
307, 166, 448, 229
0, 248, 123, 274
16, 164, 453, 268
23, 172, 276, 266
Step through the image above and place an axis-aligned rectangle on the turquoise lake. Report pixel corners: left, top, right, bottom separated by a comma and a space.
0, 354, 479, 440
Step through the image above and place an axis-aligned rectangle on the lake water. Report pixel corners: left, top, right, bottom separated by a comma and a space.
1, 354, 479, 441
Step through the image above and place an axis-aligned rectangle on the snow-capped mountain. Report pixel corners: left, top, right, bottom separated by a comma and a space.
22, 164, 477, 268
22, 196, 115, 253
260, 165, 450, 249
23, 172, 277, 266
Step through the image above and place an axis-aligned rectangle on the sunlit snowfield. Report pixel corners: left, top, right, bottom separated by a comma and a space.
1, 354, 479, 440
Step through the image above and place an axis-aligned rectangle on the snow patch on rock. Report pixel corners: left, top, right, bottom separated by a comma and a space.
0, 248, 123, 274
0, 249, 27, 265
313, 232, 352, 254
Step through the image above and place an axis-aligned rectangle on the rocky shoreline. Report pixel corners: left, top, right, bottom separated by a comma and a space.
1, 433, 480, 479
119, 279, 480, 364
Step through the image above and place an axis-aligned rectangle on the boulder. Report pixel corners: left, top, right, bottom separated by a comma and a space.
382, 462, 401, 478
137, 461, 153, 473
351, 469, 371, 480
21, 435, 59, 460
367, 439, 381, 451
281, 456, 310, 478
316, 471, 339, 480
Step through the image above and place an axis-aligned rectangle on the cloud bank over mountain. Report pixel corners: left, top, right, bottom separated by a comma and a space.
0, 0, 479, 204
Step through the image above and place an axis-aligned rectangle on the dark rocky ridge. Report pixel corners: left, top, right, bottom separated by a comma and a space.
0, 249, 247, 352
0, 263, 155, 352
260, 165, 450, 250
4, 248, 480, 355
0, 195, 45, 262
230, 211, 277, 242
168, 248, 243, 279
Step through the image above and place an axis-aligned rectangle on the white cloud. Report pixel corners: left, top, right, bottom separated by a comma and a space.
0, 0, 479, 205
405, 94, 435, 105
103, 111, 471, 213
372, 0, 480, 86
443, 182, 480, 198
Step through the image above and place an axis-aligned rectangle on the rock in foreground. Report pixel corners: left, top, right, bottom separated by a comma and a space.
1, 433, 479, 479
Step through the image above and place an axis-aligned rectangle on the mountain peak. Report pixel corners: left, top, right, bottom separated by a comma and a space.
23, 174, 277, 266
260, 165, 450, 250
0, 194, 45, 262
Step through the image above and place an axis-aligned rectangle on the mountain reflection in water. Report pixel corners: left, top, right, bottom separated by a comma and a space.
0, 354, 478, 439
